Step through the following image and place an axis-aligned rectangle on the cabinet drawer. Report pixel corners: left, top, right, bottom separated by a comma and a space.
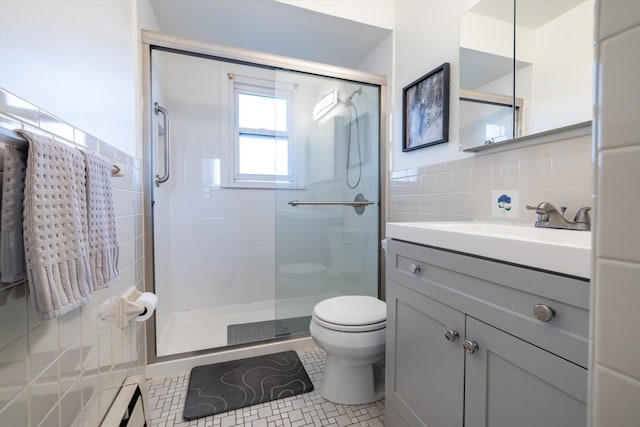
387, 239, 590, 367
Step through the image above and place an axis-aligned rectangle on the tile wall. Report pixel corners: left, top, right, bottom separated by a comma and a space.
0, 88, 145, 426
387, 134, 593, 225
590, 1, 640, 425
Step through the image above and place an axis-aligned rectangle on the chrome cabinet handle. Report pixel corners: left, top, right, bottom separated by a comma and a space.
463, 339, 478, 354
533, 304, 555, 322
154, 103, 170, 186
409, 263, 421, 274
444, 328, 459, 342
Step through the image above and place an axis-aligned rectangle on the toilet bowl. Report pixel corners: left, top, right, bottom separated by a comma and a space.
309, 295, 386, 405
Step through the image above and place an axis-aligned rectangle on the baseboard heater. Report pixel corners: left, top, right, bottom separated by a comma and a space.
101, 375, 149, 427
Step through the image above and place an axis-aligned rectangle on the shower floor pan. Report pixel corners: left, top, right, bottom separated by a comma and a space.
156, 295, 332, 357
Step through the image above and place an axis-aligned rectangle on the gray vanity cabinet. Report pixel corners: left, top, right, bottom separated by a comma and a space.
385, 239, 589, 427
386, 282, 465, 427
465, 317, 587, 427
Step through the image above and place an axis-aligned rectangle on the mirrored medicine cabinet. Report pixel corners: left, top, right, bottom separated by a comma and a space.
459, 0, 594, 152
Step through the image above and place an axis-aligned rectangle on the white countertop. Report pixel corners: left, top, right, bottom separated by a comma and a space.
386, 222, 591, 279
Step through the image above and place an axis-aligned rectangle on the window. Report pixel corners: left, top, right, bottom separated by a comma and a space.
228, 79, 295, 188
459, 89, 524, 145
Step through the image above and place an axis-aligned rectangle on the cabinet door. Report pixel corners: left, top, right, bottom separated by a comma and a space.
386, 281, 465, 427
464, 317, 587, 427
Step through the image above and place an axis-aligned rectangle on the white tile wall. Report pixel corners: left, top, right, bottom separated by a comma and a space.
596, 147, 640, 263
388, 134, 593, 224
592, 365, 640, 426
0, 88, 145, 426
590, 1, 640, 425
598, 25, 640, 150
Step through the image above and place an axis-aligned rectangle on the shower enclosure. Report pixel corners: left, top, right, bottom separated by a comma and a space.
142, 33, 384, 360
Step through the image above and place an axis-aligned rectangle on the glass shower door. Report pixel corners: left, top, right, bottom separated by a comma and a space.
273, 70, 380, 337
149, 45, 381, 356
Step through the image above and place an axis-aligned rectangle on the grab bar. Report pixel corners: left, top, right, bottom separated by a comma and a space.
154, 103, 170, 186
288, 193, 374, 215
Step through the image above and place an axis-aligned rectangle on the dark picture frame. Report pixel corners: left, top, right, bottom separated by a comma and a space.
402, 63, 450, 151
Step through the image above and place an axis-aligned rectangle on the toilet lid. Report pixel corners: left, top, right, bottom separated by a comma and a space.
313, 296, 386, 327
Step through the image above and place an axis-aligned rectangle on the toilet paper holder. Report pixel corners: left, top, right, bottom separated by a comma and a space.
119, 287, 156, 328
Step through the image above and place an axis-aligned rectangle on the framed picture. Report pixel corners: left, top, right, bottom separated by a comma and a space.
403, 63, 450, 151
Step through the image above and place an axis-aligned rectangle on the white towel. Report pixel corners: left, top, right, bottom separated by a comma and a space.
0, 145, 28, 282
82, 150, 119, 289
19, 130, 93, 320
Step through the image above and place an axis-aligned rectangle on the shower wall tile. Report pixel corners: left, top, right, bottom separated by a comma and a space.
387, 133, 593, 224
0, 113, 24, 133
451, 168, 470, 192
598, 25, 640, 150
0, 286, 27, 351
0, 336, 28, 408
60, 376, 84, 427
30, 368, 60, 426
38, 111, 74, 141
59, 338, 82, 396
0, 90, 38, 125
491, 161, 519, 190
596, 146, 640, 264
519, 156, 551, 189
28, 320, 59, 382
0, 389, 28, 427
551, 150, 593, 187
0, 87, 145, 426
73, 128, 99, 152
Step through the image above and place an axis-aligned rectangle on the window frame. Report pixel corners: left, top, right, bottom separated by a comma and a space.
223, 73, 298, 189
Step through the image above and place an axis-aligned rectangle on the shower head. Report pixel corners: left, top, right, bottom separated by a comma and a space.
313, 87, 363, 121
345, 87, 362, 104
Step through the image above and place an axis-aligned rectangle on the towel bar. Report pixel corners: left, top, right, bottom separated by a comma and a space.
288, 193, 375, 215
0, 127, 125, 177
0, 277, 27, 292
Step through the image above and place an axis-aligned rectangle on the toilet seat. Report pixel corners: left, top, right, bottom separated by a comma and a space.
312, 315, 386, 332
313, 296, 386, 332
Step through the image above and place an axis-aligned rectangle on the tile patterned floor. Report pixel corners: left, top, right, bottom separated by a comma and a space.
146, 347, 386, 427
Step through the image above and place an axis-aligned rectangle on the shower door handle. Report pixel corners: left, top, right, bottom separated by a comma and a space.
154, 103, 170, 186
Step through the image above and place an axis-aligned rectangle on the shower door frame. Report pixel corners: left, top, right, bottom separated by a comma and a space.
141, 30, 388, 364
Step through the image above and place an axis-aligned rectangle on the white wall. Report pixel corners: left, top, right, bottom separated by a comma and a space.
138, 0, 161, 32
461, 12, 526, 61
527, 0, 593, 134
275, 0, 395, 29
0, 2, 144, 425
392, 0, 478, 171
0, 0, 138, 157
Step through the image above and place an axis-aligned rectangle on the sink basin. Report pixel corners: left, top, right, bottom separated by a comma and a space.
386, 221, 591, 278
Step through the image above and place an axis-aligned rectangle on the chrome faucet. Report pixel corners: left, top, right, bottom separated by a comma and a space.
526, 202, 591, 231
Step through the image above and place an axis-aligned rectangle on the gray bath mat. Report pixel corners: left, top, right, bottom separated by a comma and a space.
227, 316, 311, 346
183, 350, 314, 420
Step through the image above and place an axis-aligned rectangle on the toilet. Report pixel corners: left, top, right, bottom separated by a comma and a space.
309, 295, 386, 405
